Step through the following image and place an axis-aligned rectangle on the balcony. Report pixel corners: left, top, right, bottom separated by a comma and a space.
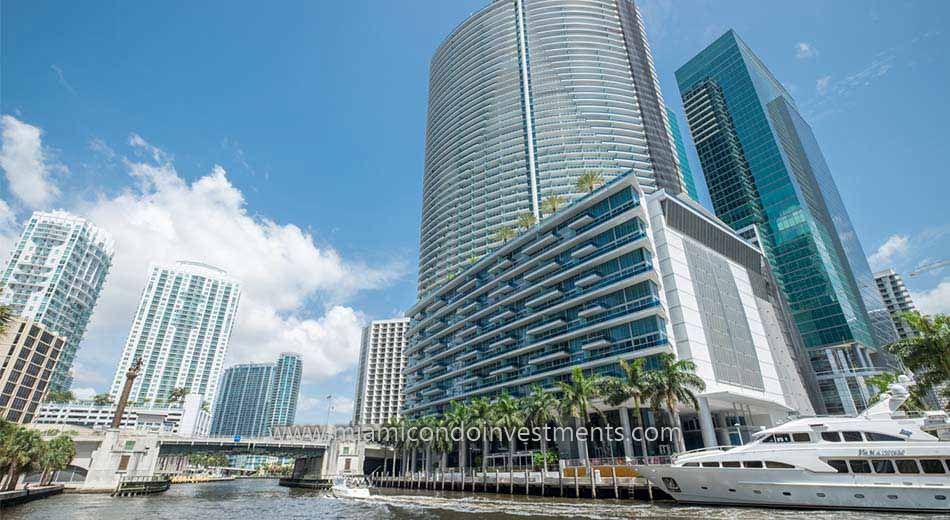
581, 338, 612, 351
523, 233, 558, 256
574, 272, 602, 288
458, 325, 478, 338
488, 309, 516, 324
527, 318, 565, 336
488, 365, 517, 377
458, 278, 478, 294
488, 284, 513, 299
489, 258, 513, 274
568, 214, 594, 230
526, 289, 562, 308
524, 261, 559, 281
571, 244, 598, 259
528, 350, 569, 365
458, 301, 478, 315
577, 304, 606, 318
457, 350, 478, 362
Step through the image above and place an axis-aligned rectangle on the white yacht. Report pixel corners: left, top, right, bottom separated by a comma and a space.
637, 377, 950, 512
330, 475, 371, 499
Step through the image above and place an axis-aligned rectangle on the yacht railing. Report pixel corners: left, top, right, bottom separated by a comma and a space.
671, 445, 735, 463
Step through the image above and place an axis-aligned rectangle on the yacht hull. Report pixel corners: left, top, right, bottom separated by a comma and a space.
637, 465, 950, 513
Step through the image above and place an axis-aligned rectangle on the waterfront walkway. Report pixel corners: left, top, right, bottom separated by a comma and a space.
0, 485, 64, 509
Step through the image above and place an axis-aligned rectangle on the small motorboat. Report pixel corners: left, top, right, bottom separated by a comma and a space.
330, 475, 371, 499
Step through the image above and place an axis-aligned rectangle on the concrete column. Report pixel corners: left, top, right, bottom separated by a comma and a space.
618, 407, 635, 459
697, 398, 716, 448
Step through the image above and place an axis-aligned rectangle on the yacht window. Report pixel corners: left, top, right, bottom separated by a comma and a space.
722, 461, 741, 468
820, 431, 841, 442
842, 431, 863, 442
848, 460, 872, 474
865, 432, 904, 442
792, 433, 811, 442
683, 462, 699, 467
895, 460, 920, 474
701, 462, 720, 468
827, 460, 849, 473
765, 461, 795, 469
872, 460, 895, 474
764, 433, 792, 443
742, 461, 763, 468
920, 460, 946, 474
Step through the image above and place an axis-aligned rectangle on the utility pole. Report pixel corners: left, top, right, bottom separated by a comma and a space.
111, 357, 143, 429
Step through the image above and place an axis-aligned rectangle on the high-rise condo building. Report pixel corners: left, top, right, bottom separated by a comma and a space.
873, 269, 918, 340
406, 174, 817, 456
210, 352, 302, 438
0, 211, 114, 391
0, 318, 66, 423
676, 30, 898, 414
418, 0, 686, 296
109, 261, 241, 409
352, 318, 408, 425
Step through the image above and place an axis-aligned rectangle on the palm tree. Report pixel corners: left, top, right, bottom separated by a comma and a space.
645, 353, 705, 454
444, 402, 471, 476
886, 312, 950, 407
865, 372, 927, 410
493, 226, 516, 244
540, 194, 566, 217
522, 385, 559, 492
576, 171, 605, 194
0, 426, 43, 490
168, 387, 189, 405
491, 393, 523, 493
44, 390, 75, 403
600, 358, 652, 461
516, 212, 536, 231
557, 367, 603, 496
384, 415, 404, 478
92, 393, 113, 406
467, 397, 494, 479
39, 435, 76, 485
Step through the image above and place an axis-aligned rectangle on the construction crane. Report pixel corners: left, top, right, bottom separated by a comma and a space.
908, 259, 949, 277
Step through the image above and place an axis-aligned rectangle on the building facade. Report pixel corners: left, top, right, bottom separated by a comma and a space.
0, 211, 114, 391
405, 173, 815, 455
874, 269, 917, 340
210, 353, 302, 438
108, 261, 241, 409
352, 318, 409, 425
675, 30, 898, 415
0, 318, 66, 423
34, 393, 211, 436
418, 0, 686, 296
667, 108, 699, 201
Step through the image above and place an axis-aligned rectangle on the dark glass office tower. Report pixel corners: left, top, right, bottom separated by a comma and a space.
676, 30, 898, 414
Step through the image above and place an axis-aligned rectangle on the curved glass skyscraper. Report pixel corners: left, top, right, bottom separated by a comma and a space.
419, 0, 685, 296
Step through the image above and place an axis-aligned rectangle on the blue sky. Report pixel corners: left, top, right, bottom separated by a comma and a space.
1, 0, 947, 423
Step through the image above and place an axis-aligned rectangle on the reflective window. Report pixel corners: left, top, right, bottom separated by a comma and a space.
842, 431, 863, 442
742, 461, 763, 468
848, 460, 871, 474
865, 432, 904, 442
820, 431, 840, 442
792, 433, 811, 443
765, 461, 795, 469
701, 462, 720, 468
872, 460, 895, 474
827, 460, 849, 473
722, 461, 741, 468
921, 460, 946, 474
895, 460, 919, 474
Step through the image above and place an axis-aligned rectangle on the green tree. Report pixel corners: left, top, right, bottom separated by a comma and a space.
167, 387, 189, 405
886, 312, 950, 408
557, 367, 603, 494
576, 171, 605, 193
516, 212, 536, 231
491, 393, 523, 492
522, 385, 559, 492
0, 425, 43, 490
39, 435, 76, 485
444, 401, 471, 473
600, 358, 653, 461
540, 194, 566, 217
0, 288, 13, 336
92, 393, 113, 406
467, 397, 494, 476
493, 226, 516, 244
44, 389, 75, 403
645, 353, 705, 453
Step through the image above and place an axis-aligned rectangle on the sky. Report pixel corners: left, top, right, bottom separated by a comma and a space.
1, 0, 947, 424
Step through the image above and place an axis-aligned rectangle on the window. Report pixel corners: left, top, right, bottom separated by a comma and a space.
827, 460, 849, 473
821, 431, 841, 442
895, 460, 919, 474
742, 461, 763, 468
765, 461, 795, 469
701, 462, 720, 468
792, 433, 811, 443
842, 431, 863, 442
872, 460, 895, 474
865, 432, 904, 442
764, 433, 792, 443
920, 460, 946, 474
722, 461, 741, 468
849, 460, 872, 474
683, 462, 699, 467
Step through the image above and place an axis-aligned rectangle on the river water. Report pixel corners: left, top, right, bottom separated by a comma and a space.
5, 479, 946, 519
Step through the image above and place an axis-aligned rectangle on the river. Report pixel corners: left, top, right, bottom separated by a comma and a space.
5, 479, 945, 519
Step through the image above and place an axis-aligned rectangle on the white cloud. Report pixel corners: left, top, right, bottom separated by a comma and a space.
911, 280, 950, 315
868, 234, 909, 271
298, 394, 354, 422
795, 42, 818, 59
815, 75, 832, 95
0, 115, 62, 208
